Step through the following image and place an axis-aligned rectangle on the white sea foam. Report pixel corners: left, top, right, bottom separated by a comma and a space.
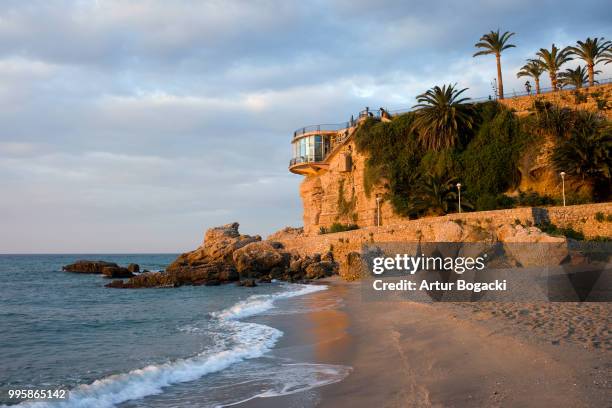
219, 363, 352, 407
212, 283, 327, 320
5, 283, 329, 408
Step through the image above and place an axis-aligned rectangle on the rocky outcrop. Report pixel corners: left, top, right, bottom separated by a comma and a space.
106, 222, 339, 289
166, 223, 260, 273
496, 224, 568, 266
63, 260, 120, 274
232, 241, 287, 275
101, 266, 134, 278
63, 260, 139, 278
127, 263, 140, 273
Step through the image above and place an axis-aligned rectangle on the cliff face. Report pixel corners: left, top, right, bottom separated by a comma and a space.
299, 139, 403, 235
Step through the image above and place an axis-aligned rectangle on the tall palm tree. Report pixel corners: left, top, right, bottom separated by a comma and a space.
412, 84, 474, 151
473, 30, 516, 99
517, 60, 545, 94
566, 37, 611, 86
558, 65, 590, 89
534, 44, 573, 91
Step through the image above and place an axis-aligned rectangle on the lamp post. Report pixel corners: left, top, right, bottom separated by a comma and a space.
376, 196, 381, 227
456, 183, 462, 214
560, 172, 566, 207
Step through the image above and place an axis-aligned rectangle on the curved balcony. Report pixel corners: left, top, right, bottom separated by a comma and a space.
289, 128, 354, 175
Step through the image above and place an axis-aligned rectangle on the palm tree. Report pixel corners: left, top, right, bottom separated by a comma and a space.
566, 37, 611, 87
534, 44, 573, 91
552, 124, 611, 181
412, 84, 474, 151
517, 60, 545, 94
603, 50, 612, 65
413, 173, 473, 215
558, 65, 590, 89
473, 30, 516, 99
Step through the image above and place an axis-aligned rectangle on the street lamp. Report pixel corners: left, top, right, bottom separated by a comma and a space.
560, 172, 566, 207
376, 195, 382, 227
456, 183, 462, 214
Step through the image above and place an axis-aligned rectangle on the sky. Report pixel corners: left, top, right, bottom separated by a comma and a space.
0, 0, 611, 253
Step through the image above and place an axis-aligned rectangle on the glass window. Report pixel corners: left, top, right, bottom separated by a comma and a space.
314, 135, 322, 160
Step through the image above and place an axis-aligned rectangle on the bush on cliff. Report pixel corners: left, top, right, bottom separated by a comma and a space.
354, 102, 530, 215
319, 223, 359, 234
354, 98, 610, 215
460, 108, 531, 205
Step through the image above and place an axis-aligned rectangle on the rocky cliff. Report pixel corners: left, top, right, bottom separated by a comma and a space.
106, 223, 338, 288
300, 139, 404, 235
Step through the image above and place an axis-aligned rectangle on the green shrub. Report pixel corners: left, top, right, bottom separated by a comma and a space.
588, 236, 611, 242
537, 222, 585, 240
319, 223, 359, 234
460, 109, 529, 199
595, 212, 605, 222
595, 98, 607, 111
337, 179, 356, 217
328, 223, 359, 233
474, 194, 498, 211
516, 191, 556, 207
353, 98, 609, 217
573, 90, 587, 105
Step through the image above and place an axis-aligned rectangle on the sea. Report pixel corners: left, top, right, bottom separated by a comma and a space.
0, 254, 350, 408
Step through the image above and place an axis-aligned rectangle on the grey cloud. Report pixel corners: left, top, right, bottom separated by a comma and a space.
0, 0, 610, 252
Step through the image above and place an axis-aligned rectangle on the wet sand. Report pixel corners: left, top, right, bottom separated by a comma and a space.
239, 278, 610, 407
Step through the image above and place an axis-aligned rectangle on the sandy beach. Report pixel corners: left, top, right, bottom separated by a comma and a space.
240, 277, 610, 408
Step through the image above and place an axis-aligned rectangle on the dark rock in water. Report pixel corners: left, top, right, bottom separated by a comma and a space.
204, 280, 221, 286
102, 266, 134, 278
127, 263, 140, 273
258, 277, 272, 283
237, 279, 257, 287
63, 260, 119, 274
106, 280, 127, 288
105, 272, 179, 288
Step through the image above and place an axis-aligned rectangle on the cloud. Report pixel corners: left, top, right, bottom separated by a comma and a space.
0, 0, 610, 252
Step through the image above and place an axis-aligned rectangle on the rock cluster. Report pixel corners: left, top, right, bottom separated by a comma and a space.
63, 260, 138, 278
106, 223, 338, 289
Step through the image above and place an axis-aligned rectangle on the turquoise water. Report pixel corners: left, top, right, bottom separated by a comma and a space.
0, 255, 349, 407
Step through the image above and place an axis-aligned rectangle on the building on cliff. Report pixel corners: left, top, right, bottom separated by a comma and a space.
289, 108, 404, 236
289, 82, 612, 236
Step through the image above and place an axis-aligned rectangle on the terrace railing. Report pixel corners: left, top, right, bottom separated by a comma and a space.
291, 77, 612, 137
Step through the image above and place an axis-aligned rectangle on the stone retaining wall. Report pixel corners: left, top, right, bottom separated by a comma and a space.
272, 203, 612, 279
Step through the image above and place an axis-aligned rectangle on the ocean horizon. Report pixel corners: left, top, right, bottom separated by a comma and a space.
0, 254, 350, 407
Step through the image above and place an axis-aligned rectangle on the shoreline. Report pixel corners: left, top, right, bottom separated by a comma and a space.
240, 277, 610, 407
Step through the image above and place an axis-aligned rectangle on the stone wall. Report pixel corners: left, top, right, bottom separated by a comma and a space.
272, 203, 612, 279
498, 83, 611, 118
